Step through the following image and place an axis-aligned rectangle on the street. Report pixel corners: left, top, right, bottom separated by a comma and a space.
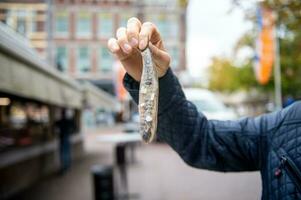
12, 125, 262, 200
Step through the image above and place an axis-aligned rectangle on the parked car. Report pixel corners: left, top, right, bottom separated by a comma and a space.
183, 88, 238, 120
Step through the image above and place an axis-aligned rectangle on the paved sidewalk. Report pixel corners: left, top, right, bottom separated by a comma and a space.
12, 125, 262, 200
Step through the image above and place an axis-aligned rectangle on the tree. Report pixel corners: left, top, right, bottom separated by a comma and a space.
221, 0, 301, 98
208, 57, 258, 93
259, 0, 301, 98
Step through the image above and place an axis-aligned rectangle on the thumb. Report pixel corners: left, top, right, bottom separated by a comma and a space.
148, 43, 170, 71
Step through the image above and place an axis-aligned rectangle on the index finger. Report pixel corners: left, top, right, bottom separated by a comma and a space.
139, 22, 162, 51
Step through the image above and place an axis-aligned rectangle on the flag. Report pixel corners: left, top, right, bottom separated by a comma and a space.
114, 61, 127, 101
254, 5, 275, 85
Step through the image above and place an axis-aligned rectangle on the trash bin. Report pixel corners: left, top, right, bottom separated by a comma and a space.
91, 165, 114, 200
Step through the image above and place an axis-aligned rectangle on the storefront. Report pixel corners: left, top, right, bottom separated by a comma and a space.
0, 22, 84, 199
0, 21, 121, 199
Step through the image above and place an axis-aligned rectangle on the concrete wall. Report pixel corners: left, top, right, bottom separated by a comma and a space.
0, 139, 84, 200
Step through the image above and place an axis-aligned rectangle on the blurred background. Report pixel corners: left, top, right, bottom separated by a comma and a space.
0, 0, 300, 199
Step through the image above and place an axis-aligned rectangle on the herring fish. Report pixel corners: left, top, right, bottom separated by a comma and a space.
139, 47, 159, 143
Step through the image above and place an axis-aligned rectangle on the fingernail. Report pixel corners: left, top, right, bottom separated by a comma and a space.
129, 38, 138, 47
123, 43, 132, 53
139, 39, 147, 50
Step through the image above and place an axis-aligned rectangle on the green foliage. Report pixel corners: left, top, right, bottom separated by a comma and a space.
279, 34, 301, 97
208, 57, 258, 93
262, 0, 301, 28
211, 0, 301, 97
261, 0, 301, 98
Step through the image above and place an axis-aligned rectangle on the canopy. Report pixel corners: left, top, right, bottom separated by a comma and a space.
0, 22, 82, 108
0, 22, 120, 110
82, 81, 120, 112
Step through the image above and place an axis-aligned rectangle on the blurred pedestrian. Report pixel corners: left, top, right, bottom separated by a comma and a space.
108, 17, 301, 199
55, 109, 74, 174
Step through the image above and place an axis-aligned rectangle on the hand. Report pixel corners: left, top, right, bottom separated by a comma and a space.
107, 17, 170, 82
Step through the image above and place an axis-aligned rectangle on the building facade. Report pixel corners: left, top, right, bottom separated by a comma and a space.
0, 0, 188, 95
50, 0, 188, 95
0, 0, 49, 59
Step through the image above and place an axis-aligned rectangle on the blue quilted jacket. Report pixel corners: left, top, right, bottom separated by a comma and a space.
123, 68, 301, 200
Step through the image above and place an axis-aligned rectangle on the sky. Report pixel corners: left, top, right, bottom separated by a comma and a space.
186, 0, 252, 79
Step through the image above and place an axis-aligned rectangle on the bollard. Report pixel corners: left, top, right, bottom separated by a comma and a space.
91, 165, 114, 200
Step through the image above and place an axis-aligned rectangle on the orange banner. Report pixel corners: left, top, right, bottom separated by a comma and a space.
115, 61, 127, 101
255, 6, 275, 85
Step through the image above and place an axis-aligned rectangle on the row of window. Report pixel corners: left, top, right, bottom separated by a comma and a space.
55, 11, 127, 38
56, 46, 113, 74
56, 45, 180, 74
55, 11, 179, 39
0, 9, 45, 36
144, 13, 179, 40
0, 8, 180, 42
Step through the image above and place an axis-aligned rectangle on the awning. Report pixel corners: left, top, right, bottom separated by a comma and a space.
0, 22, 82, 108
82, 81, 120, 112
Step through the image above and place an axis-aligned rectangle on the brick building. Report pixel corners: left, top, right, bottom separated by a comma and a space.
0, 0, 188, 95
0, 0, 49, 59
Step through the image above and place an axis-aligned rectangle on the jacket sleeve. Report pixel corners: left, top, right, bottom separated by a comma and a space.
123, 68, 290, 172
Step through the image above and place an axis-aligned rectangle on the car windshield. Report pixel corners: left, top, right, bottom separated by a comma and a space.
191, 99, 227, 113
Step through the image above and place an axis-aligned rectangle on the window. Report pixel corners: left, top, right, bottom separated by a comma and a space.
55, 11, 69, 36
99, 47, 113, 72
76, 12, 91, 38
6, 10, 14, 28
119, 13, 132, 27
77, 47, 91, 74
146, 14, 178, 40
1, 10, 42, 35
98, 13, 113, 38
156, 18, 168, 39
56, 47, 68, 72
16, 10, 27, 35
168, 15, 178, 39
16, 18, 26, 35
145, 14, 167, 38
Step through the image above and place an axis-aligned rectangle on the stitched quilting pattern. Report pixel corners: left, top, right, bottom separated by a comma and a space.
123, 68, 301, 200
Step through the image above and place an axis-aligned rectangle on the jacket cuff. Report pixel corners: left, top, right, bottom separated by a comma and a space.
123, 72, 140, 103
123, 68, 183, 115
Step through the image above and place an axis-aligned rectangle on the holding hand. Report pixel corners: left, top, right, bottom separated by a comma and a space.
107, 17, 170, 81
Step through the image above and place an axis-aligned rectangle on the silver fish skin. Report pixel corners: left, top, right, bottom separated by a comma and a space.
139, 47, 159, 143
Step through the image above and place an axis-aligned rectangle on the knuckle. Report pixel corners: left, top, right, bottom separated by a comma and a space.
117, 37, 126, 44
